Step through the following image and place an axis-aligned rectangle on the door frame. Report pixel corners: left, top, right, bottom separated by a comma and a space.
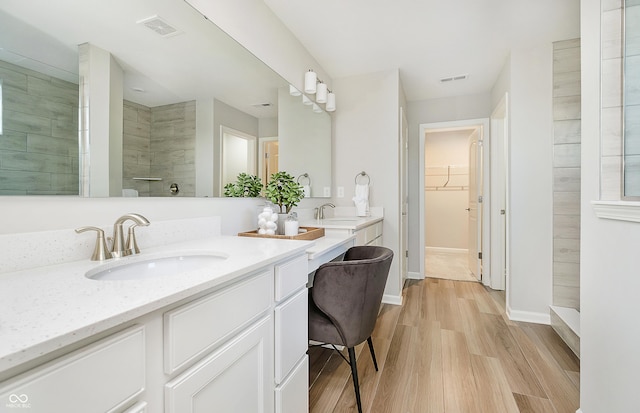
490, 93, 509, 292
418, 118, 491, 285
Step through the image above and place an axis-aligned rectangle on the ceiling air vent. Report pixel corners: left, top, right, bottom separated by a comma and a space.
137, 15, 182, 38
439, 74, 469, 83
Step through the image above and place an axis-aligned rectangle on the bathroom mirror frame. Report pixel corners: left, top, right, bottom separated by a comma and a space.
0, 0, 332, 198
623, 0, 640, 199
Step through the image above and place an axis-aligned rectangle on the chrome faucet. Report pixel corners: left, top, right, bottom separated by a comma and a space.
111, 213, 150, 258
315, 203, 335, 220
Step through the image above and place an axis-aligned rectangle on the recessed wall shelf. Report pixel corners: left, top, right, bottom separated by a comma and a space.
133, 177, 163, 181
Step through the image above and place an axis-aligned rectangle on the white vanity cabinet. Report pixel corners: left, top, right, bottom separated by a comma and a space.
273, 254, 309, 413
0, 325, 145, 413
324, 220, 383, 246
0, 249, 310, 413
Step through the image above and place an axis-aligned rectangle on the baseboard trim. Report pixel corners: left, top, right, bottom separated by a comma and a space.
407, 271, 424, 280
382, 294, 403, 306
507, 306, 551, 325
426, 246, 468, 254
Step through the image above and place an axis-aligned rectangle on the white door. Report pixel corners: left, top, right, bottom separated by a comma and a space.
220, 126, 257, 195
468, 129, 483, 281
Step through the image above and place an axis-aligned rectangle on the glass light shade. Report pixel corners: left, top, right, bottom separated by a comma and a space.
304, 70, 317, 94
325, 92, 336, 112
316, 82, 328, 103
312, 103, 322, 113
302, 95, 313, 105
289, 84, 301, 96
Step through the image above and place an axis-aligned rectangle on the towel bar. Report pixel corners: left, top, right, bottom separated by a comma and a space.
355, 171, 370, 185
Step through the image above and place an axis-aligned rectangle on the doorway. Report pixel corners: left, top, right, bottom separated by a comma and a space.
419, 118, 490, 285
220, 126, 257, 195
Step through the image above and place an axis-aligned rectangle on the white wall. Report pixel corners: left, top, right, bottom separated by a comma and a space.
580, 0, 640, 411
503, 45, 555, 323
333, 69, 403, 303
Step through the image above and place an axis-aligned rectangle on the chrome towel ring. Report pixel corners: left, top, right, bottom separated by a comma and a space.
354, 171, 370, 185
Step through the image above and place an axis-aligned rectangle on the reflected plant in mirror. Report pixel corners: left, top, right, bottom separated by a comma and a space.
223, 173, 263, 197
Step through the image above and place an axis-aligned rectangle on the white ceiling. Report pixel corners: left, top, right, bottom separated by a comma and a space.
263, 0, 581, 102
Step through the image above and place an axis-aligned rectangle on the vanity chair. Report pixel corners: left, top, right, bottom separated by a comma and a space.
308, 246, 393, 413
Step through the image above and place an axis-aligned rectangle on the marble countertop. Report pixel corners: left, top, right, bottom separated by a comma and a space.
300, 215, 383, 230
0, 236, 311, 373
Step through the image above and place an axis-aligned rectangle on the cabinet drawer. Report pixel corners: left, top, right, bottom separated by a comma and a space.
364, 222, 383, 244
164, 271, 272, 374
275, 356, 308, 413
274, 288, 308, 383
165, 316, 273, 413
274, 254, 308, 302
0, 325, 145, 413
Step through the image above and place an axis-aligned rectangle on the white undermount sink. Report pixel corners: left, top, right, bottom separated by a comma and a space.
86, 254, 228, 281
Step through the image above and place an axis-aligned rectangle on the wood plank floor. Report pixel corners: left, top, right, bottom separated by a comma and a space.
308, 278, 580, 413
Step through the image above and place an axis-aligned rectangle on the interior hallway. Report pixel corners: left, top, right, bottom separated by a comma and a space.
308, 278, 580, 413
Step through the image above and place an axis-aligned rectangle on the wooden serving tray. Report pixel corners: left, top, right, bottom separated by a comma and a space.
238, 226, 325, 241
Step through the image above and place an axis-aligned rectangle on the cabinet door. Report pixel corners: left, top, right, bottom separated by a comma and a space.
275, 356, 308, 413
165, 316, 274, 413
274, 288, 308, 383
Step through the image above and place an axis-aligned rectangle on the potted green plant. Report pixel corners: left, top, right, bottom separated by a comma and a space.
223, 173, 263, 197
264, 171, 305, 213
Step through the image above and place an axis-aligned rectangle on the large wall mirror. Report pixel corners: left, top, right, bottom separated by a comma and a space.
0, 0, 331, 198
624, 0, 640, 198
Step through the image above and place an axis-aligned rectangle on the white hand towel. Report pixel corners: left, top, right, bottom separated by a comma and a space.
302, 185, 311, 198
353, 184, 369, 216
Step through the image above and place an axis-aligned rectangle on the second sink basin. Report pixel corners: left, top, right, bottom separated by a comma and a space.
86, 254, 228, 281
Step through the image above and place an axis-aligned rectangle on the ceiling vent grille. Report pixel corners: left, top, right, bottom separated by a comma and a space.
137, 15, 182, 38
439, 74, 469, 83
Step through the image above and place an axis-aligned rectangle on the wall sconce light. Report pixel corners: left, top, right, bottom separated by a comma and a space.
325, 90, 336, 112
289, 84, 301, 96
304, 69, 317, 94
312, 103, 323, 113
303, 69, 335, 112
316, 82, 328, 103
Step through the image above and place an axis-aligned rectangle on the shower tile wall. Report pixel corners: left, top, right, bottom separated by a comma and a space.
600, 0, 623, 199
553, 38, 581, 310
122, 100, 196, 197
0, 60, 79, 195
123, 101, 151, 196
149, 101, 196, 197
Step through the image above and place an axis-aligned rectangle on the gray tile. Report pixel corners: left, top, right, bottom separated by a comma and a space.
553, 167, 581, 192
553, 262, 580, 287
554, 119, 581, 144
553, 96, 581, 120
554, 143, 581, 168
554, 214, 581, 239
602, 106, 623, 156
601, 155, 623, 200
602, 58, 623, 108
554, 238, 580, 264
554, 192, 581, 215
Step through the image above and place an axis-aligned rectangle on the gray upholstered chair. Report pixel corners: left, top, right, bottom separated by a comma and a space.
308, 246, 393, 413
